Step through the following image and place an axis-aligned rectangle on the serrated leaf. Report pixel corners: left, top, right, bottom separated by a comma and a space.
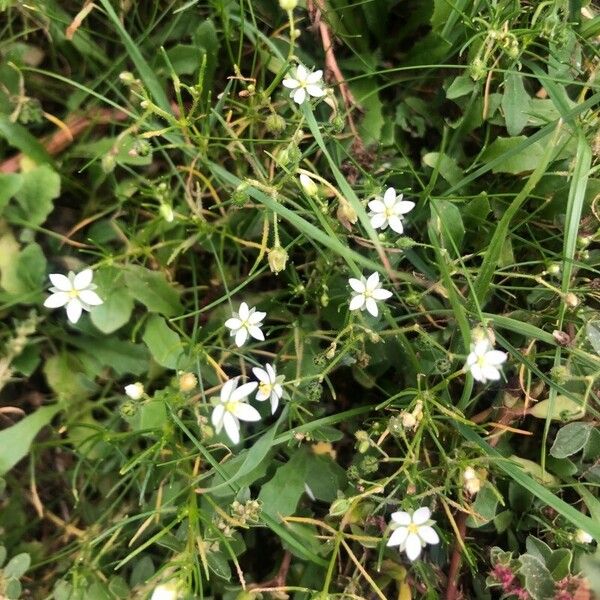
142, 315, 183, 369
550, 422, 593, 458
502, 72, 530, 136
124, 266, 183, 316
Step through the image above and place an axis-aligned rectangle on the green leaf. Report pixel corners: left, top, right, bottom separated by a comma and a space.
422, 152, 462, 186
518, 554, 555, 600
129, 400, 167, 432
479, 136, 547, 174
0, 173, 22, 212
304, 454, 347, 502
15, 242, 46, 294
430, 199, 465, 252
90, 291, 134, 334
0, 405, 60, 475
259, 449, 310, 518
81, 337, 149, 376
585, 321, 600, 354
529, 396, 585, 422
142, 315, 183, 369
350, 80, 384, 144
466, 483, 498, 527
6, 165, 60, 227
502, 72, 530, 136
44, 353, 97, 401
550, 422, 593, 458
0, 115, 53, 166
3, 553, 30, 578
124, 267, 183, 316
446, 74, 475, 100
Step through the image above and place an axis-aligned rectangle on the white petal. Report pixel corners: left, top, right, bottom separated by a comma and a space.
388, 216, 404, 234
49, 273, 72, 291
238, 302, 250, 320
405, 533, 422, 561
252, 367, 269, 383
482, 365, 501, 381
306, 69, 323, 83
273, 384, 283, 398
222, 412, 240, 444
469, 363, 484, 382
78, 290, 103, 306
235, 328, 248, 347
292, 88, 306, 104
307, 85, 325, 97
73, 269, 93, 290
265, 363, 276, 381
282, 77, 299, 89
231, 381, 258, 402
256, 388, 270, 402
465, 351, 477, 367
348, 278, 366, 293
365, 298, 379, 317
368, 199, 385, 213
372, 288, 392, 301
220, 378, 238, 402
248, 326, 265, 341
486, 350, 507, 366
418, 525, 440, 545
396, 200, 415, 215
66, 299, 83, 324
366, 271, 380, 291
387, 526, 408, 547
474, 339, 491, 355
413, 507, 431, 525
44, 291, 69, 308
296, 64, 308, 80
231, 402, 261, 422
383, 187, 397, 206
248, 310, 266, 324
225, 317, 242, 330
391, 511, 412, 526
370, 213, 387, 230
211, 404, 225, 430
270, 394, 279, 414
349, 294, 365, 311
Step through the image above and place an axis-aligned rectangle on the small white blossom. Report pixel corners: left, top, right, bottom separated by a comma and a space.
124, 382, 144, 400
225, 302, 266, 347
575, 529, 594, 544
211, 377, 260, 444
465, 339, 507, 383
387, 506, 440, 561
463, 467, 482, 496
348, 272, 392, 318
252, 363, 285, 414
282, 64, 326, 105
43, 269, 103, 324
299, 173, 318, 197
150, 583, 181, 600
368, 187, 415, 234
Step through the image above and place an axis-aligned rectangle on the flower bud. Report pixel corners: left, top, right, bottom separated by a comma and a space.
299, 173, 319, 197
279, 0, 298, 9
119, 71, 136, 85
101, 154, 116, 174
565, 292, 579, 308
151, 582, 181, 600
575, 529, 593, 544
337, 198, 357, 230
268, 245, 288, 274
329, 496, 351, 516
265, 113, 286, 134
463, 467, 482, 496
124, 382, 144, 400
159, 203, 174, 222
178, 372, 197, 393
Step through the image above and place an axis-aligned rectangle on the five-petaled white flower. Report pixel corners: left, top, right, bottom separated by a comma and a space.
282, 64, 325, 105
387, 506, 440, 561
43, 269, 103, 324
348, 272, 393, 318
465, 339, 507, 383
211, 377, 260, 444
225, 302, 266, 347
368, 187, 415, 234
252, 363, 285, 414
124, 382, 144, 400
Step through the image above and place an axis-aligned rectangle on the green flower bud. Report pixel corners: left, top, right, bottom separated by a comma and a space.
101, 154, 116, 174
268, 245, 288, 274
265, 113, 286, 134
279, 0, 298, 9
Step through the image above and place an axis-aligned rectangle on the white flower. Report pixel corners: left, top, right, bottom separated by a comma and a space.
299, 173, 318, 197
43, 269, 103, 324
348, 272, 393, 318
575, 529, 594, 544
463, 467, 482, 496
387, 506, 440, 561
211, 377, 260, 444
368, 187, 415, 234
124, 382, 144, 400
282, 64, 326, 105
465, 339, 507, 383
252, 363, 285, 414
225, 302, 266, 347
150, 583, 180, 600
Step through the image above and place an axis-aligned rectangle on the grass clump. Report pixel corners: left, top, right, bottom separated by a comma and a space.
0, 0, 600, 598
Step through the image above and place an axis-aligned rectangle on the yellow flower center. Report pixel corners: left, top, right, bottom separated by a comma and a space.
477, 355, 487, 367
259, 382, 272, 396
69, 289, 80, 298
225, 401, 237, 412
384, 206, 395, 218
408, 523, 419, 534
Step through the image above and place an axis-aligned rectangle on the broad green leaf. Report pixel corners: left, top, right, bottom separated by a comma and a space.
446, 74, 475, 99
3, 553, 30, 578
518, 554, 555, 600
124, 267, 183, 316
0, 405, 60, 475
129, 400, 167, 432
466, 483, 498, 527
305, 454, 347, 502
6, 165, 60, 227
350, 80, 384, 144
422, 152, 461, 186
44, 353, 97, 401
502, 72, 530, 136
142, 315, 183, 369
0, 173, 22, 212
82, 337, 149, 376
529, 396, 585, 422
15, 243, 46, 294
550, 422, 593, 458
0, 115, 52, 166
430, 199, 465, 251
479, 136, 547, 174
510, 456, 558, 486
90, 292, 134, 334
